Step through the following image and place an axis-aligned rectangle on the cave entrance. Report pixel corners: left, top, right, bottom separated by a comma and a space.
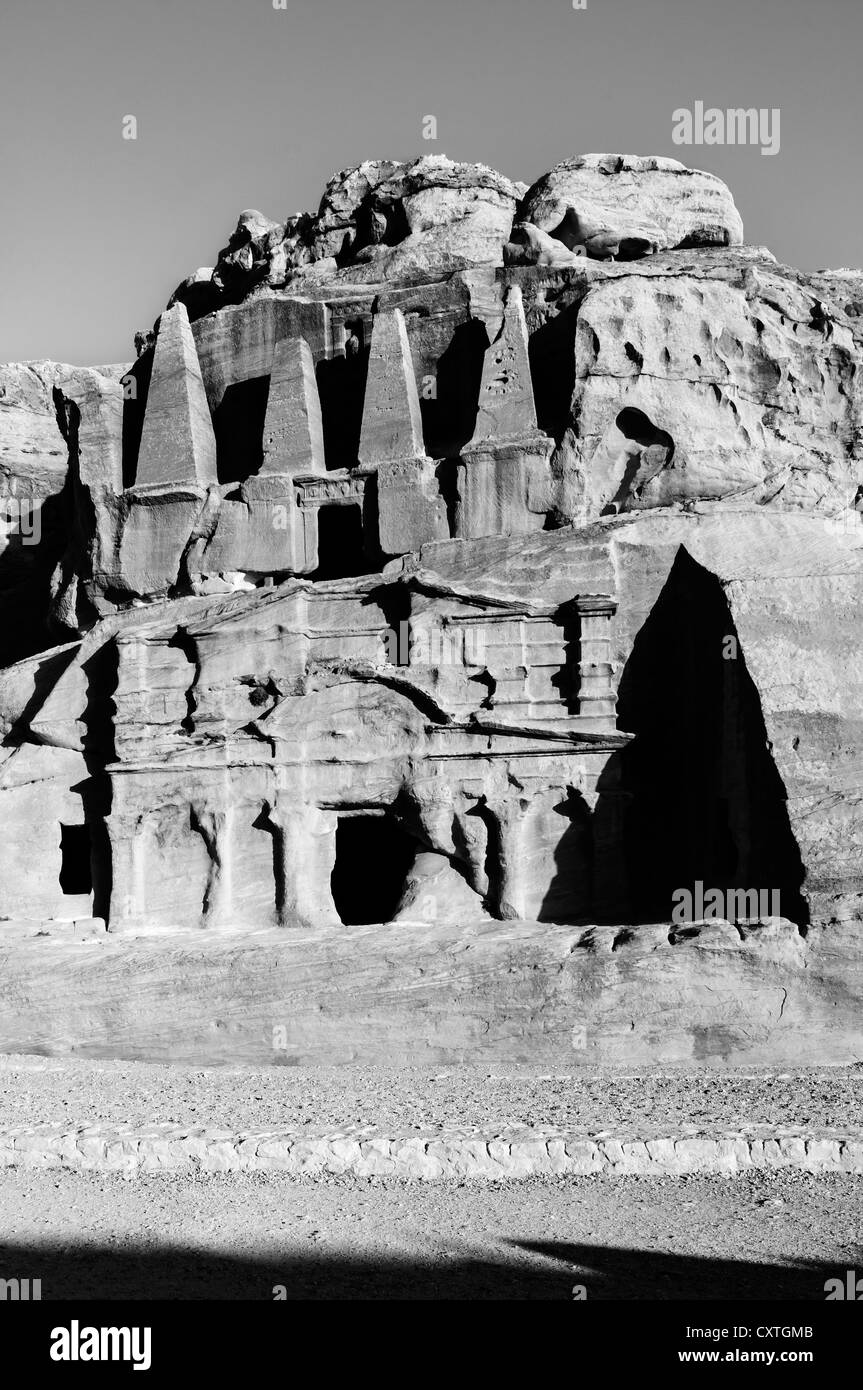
313, 503, 367, 581
59, 823, 92, 896
331, 811, 417, 924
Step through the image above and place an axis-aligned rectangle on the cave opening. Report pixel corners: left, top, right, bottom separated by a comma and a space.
59, 823, 93, 896
312, 504, 367, 581
616, 407, 675, 453
331, 812, 418, 925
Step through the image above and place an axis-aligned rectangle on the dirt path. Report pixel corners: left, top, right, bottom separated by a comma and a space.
1, 1168, 859, 1299
2, 1058, 861, 1132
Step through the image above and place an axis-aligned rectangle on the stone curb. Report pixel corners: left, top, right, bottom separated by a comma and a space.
1, 1126, 862, 1179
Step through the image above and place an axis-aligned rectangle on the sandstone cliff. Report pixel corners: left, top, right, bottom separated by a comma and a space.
1, 152, 861, 1065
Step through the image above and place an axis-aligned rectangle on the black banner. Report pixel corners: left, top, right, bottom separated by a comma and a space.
2, 1298, 858, 1378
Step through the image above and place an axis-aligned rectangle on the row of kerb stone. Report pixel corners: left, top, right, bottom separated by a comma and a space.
1, 1129, 862, 1178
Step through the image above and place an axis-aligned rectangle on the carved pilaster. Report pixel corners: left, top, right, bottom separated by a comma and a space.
267, 799, 340, 928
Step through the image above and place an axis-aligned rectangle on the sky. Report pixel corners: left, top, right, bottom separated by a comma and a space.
1, 0, 861, 365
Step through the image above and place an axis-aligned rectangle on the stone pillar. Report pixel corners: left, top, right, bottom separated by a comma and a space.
485, 796, 533, 920
190, 800, 234, 928
454, 807, 491, 900
358, 308, 448, 554
574, 600, 618, 721
459, 285, 553, 540
470, 284, 538, 442
134, 302, 217, 489
294, 502, 319, 571
409, 778, 456, 858
358, 308, 425, 466
268, 800, 340, 928
259, 336, 326, 477
105, 799, 149, 932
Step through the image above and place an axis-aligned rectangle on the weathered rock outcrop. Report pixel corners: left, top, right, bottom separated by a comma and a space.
518, 153, 744, 259
1, 151, 861, 1065
1, 916, 861, 1066
0, 360, 127, 664
169, 155, 526, 318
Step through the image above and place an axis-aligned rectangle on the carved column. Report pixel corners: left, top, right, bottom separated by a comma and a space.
483, 794, 533, 921
105, 796, 149, 933
572, 598, 618, 721
409, 778, 455, 857
190, 800, 234, 928
454, 805, 491, 900
268, 799, 340, 928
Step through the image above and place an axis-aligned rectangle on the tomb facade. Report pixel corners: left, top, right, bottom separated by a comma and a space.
1, 153, 863, 1065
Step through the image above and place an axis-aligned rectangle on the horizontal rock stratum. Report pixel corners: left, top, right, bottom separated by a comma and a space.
0, 152, 862, 1065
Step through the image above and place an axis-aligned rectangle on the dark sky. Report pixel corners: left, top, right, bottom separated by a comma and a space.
1, 0, 860, 364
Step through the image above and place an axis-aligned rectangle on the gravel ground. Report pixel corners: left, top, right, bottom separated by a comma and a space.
2, 1058, 862, 1134
0, 1167, 859, 1299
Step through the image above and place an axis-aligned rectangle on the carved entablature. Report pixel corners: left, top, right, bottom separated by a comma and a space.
293, 471, 370, 509
389, 590, 619, 730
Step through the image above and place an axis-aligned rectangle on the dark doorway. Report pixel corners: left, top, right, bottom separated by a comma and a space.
331, 813, 417, 924
59, 823, 92, 896
316, 324, 369, 471
313, 504, 367, 580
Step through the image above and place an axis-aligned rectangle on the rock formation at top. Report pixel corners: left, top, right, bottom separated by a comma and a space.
1, 151, 862, 1063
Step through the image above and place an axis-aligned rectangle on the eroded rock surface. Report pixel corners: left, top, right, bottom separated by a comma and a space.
518, 153, 744, 259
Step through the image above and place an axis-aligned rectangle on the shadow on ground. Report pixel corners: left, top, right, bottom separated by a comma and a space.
0, 1242, 852, 1300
